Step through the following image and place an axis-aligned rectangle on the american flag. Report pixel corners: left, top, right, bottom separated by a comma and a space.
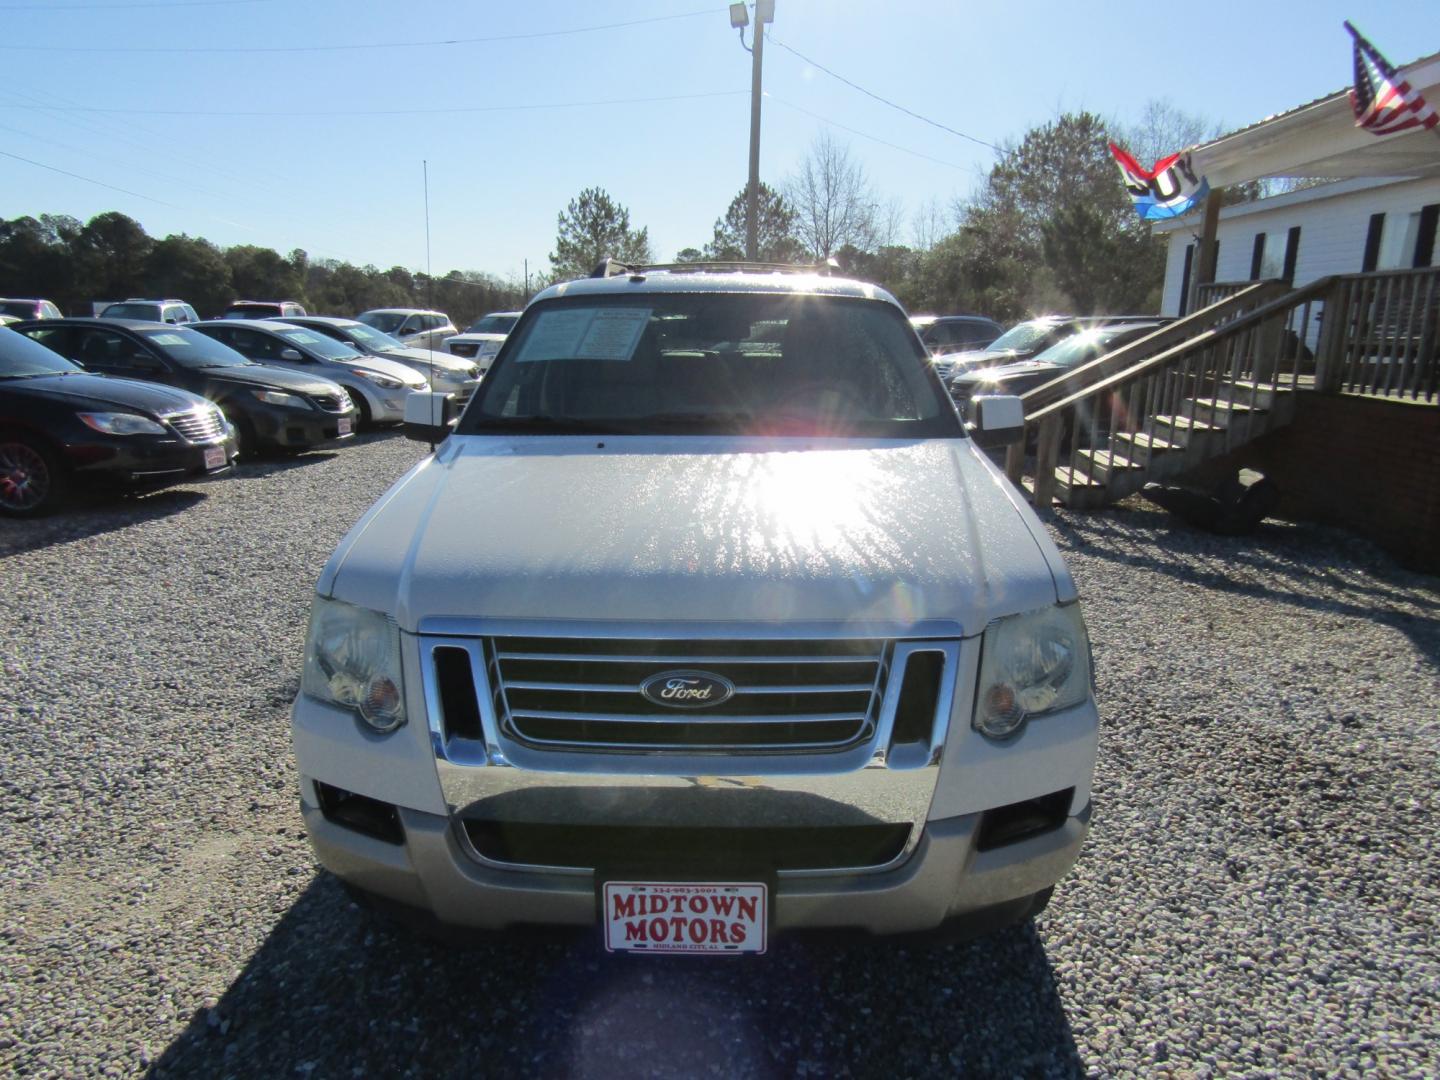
1346, 21, 1438, 136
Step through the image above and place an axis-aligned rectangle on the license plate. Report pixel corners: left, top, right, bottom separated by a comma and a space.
203, 446, 226, 470
602, 882, 767, 955
337, 417, 353, 435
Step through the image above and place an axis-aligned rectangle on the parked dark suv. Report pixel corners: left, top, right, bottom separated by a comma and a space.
0, 326, 234, 516
15, 319, 356, 457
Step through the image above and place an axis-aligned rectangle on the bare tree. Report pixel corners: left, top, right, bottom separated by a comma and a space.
1118, 99, 1220, 168
785, 133, 879, 260
911, 196, 951, 252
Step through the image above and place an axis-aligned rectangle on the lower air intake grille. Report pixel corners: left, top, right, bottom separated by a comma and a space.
486, 636, 889, 753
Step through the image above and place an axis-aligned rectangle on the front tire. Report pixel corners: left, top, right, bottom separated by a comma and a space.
0, 436, 69, 517
350, 392, 372, 430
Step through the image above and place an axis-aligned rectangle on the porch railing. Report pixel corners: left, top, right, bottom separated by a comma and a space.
1196, 278, 1286, 308
1317, 266, 1440, 401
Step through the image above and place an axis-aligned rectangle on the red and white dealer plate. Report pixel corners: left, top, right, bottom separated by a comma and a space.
337, 417, 353, 435
602, 881, 767, 955
203, 446, 227, 470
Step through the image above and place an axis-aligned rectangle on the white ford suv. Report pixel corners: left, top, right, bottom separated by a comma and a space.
292, 265, 1098, 953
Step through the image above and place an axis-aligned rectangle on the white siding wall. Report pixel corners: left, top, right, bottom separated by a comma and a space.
1158, 176, 1440, 316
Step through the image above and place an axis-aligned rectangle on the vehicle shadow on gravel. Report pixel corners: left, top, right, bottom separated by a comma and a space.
148, 873, 1084, 1079
0, 488, 206, 558
1045, 505, 1440, 663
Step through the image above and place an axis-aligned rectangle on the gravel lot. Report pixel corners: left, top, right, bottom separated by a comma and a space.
1, 432, 1437, 1078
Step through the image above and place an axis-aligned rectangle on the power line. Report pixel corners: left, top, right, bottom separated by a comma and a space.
0, 88, 749, 118
0, 6, 725, 52
0, 147, 178, 206
0, 0, 266, 7
767, 35, 1003, 153
767, 96, 968, 170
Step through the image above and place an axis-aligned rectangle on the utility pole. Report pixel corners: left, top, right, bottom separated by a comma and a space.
735, 1, 774, 261
423, 159, 433, 310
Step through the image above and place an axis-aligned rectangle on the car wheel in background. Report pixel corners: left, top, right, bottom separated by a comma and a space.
0, 435, 68, 516
227, 412, 258, 460
350, 393, 372, 430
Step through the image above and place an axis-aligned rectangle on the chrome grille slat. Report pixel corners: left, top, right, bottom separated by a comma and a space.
163, 406, 225, 443
487, 635, 889, 753
509, 709, 873, 725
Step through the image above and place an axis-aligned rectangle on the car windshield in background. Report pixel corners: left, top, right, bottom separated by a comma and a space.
101, 303, 157, 320
464, 294, 960, 439
140, 327, 252, 369
0, 327, 84, 377
988, 322, 1064, 352
344, 323, 405, 350
357, 312, 405, 334
0, 302, 37, 318
467, 315, 518, 334
277, 328, 361, 360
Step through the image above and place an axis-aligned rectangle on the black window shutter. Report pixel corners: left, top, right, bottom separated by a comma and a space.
1412, 204, 1438, 268
1249, 233, 1266, 280
1178, 243, 1194, 315
1282, 226, 1302, 283
1362, 213, 1384, 272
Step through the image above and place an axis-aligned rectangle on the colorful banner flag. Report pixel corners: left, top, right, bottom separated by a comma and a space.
1108, 144, 1211, 221
1345, 22, 1438, 136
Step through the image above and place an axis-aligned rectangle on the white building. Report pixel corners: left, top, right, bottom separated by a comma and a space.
1153, 49, 1440, 317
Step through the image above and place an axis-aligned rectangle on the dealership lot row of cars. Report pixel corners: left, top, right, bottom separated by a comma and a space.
0, 288, 1163, 519
0, 302, 513, 516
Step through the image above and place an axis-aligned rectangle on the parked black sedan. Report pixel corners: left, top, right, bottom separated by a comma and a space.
0, 326, 235, 516
15, 319, 356, 458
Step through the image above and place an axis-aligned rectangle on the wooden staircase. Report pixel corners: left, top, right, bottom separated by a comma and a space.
1004, 279, 1325, 509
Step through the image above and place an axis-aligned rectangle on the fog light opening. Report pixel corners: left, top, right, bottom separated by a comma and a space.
314, 781, 404, 845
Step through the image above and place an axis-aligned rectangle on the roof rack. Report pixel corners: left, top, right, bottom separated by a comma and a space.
588, 257, 841, 279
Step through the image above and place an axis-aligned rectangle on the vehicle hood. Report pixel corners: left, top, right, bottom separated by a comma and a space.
446, 333, 506, 346
201, 363, 344, 396
317, 353, 427, 387
955, 360, 1064, 389
4, 372, 207, 414
377, 346, 472, 373
323, 437, 1064, 636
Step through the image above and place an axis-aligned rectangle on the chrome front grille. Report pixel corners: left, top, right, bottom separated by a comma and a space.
485, 636, 889, 753
164, 406, 226, 443
311, 391, 351, 413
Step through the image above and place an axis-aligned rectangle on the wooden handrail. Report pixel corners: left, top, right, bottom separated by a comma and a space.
1024, 274, 1339, 425
1018, 280, 1288, 416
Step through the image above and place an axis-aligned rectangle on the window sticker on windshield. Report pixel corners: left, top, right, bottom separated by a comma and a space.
515, 307, 651, 362
148, 333, 188, 346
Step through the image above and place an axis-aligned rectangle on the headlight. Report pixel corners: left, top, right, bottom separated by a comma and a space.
251, 389, 311, 408
353, 369, 403, 389
76, 412, 167, 436
974, 604, 1090, 739
301, 596, 406, 733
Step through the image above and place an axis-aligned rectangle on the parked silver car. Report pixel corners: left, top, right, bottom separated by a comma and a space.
192, 319, 427, 426
280, 316, 481, 408
355, 308, 457, 351
99, 298, 200, 325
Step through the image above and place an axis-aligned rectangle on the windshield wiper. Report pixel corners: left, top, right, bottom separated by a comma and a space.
470, 414, 642, 435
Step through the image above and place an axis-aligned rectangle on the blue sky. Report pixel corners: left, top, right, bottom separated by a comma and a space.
0, 0, 1435, 284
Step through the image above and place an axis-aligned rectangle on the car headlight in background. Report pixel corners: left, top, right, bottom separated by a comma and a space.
251, 389, 311, 409
352, 369, 404, 389
301, 596, 406, 733
974, 603, 1090, 739
76, 412, 168, 436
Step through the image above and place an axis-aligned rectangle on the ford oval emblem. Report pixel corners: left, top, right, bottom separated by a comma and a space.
640, 669, 736, 709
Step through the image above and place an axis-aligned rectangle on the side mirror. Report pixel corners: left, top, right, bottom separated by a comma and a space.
970, 394, 1025, 448
403, 391, 454, 444
279, 347, 305, 362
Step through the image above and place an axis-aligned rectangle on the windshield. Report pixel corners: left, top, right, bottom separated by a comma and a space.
357, 311, 406, 334
987, 321, 1067, 353
0, 301, 38, 318
0, 327, 84, 377
277, 327, 362, 360
462, 293, 960, 438
101, 302, 158, 320
466, 314, 518, 335
140, 327, 252, 369
343, 323, 406, 350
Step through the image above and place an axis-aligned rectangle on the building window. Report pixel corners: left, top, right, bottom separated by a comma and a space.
1378, 212, 1421, 269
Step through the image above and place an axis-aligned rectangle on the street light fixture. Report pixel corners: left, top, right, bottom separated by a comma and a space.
729, 3, 748, 29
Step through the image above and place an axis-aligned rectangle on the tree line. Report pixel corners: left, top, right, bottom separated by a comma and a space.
0, 212, 528, 327
549, 102, 1259, 322
3, 101, 1247, 328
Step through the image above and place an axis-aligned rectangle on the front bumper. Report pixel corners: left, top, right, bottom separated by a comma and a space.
299, 782, 1089, 935
67, 431, 237, 487
250, 405, 356, 449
